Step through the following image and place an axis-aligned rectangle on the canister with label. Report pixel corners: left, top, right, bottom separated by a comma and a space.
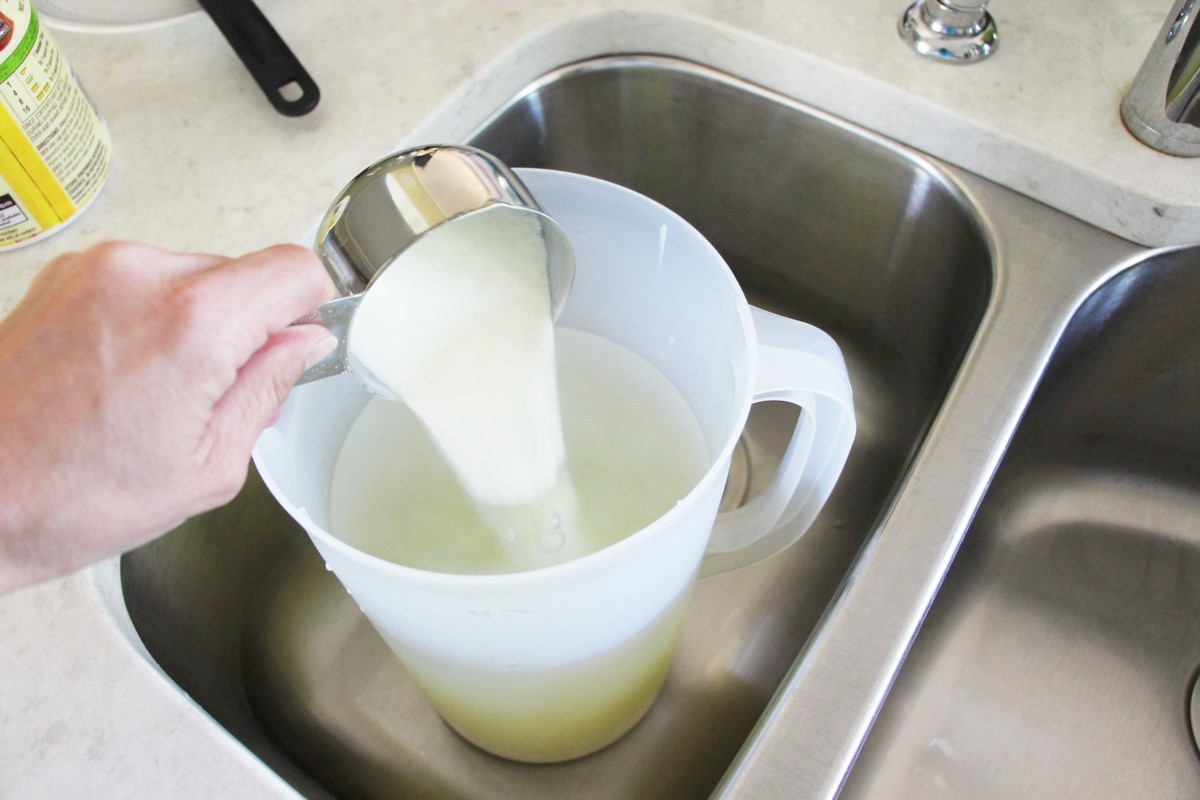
0, 0, 111, 249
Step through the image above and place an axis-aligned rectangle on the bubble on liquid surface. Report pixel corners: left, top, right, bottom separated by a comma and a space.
535, 511, 566, 554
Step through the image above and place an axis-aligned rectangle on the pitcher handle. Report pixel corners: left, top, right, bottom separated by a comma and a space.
701, 306, 856, 577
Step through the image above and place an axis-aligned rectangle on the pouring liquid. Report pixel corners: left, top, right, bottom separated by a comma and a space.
346, 205, 575, 568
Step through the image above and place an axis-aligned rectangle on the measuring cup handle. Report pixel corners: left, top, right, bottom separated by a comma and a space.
293, 294, 360, 386
700, 306, 856, 577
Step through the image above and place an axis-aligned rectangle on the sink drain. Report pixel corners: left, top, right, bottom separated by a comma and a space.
1191, 671, 1200, 757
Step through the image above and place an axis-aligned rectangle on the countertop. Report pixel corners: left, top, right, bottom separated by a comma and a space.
2, 1, 1198, 797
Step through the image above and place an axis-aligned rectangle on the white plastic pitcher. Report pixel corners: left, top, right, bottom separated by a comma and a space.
252, 169, 855, 763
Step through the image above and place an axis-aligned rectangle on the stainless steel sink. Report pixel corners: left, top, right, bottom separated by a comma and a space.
120, 57, 991, 800
841, 248, 1200, 798
115, 50, 1198, 800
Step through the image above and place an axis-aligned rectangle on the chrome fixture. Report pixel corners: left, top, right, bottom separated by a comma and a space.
1121, 0, 1200, 157
899, 0, 998, 63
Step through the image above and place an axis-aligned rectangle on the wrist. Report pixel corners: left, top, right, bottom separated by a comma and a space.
0, 408, 55, 593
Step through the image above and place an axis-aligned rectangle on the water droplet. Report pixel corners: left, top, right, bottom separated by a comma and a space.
494, 526, 516, 545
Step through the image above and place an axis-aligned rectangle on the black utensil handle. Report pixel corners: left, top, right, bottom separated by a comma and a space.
197, 0, 320, 116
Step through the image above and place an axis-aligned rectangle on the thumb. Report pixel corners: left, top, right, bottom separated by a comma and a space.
210, 325, 336, 456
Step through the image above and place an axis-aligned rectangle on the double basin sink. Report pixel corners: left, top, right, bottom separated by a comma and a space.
117, 56, 1200, 798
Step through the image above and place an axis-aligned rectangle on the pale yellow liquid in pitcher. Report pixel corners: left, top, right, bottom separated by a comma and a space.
330, 327, 709, 574
388, 591, 692, 763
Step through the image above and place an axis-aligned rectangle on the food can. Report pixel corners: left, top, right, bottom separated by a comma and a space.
0, 0, 111, 248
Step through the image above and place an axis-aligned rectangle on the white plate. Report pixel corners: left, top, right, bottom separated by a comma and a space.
37, 1, 203, 34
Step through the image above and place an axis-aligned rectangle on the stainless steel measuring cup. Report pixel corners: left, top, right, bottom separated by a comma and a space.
296, 144, 575, 394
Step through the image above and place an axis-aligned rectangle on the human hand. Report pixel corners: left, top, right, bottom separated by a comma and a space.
0, 241, 335, 592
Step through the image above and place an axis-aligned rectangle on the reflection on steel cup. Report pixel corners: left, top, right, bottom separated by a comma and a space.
295, 144, 575, 397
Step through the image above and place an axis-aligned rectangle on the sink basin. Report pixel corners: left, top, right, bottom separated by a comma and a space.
119, 56, 990, 799
841, 247, 1200, 798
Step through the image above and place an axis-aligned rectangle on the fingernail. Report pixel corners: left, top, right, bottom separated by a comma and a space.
305, 334, 338, 370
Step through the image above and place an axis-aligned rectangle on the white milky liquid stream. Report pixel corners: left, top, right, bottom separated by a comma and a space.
345, 206, 577, 567
350, 206, 564, 505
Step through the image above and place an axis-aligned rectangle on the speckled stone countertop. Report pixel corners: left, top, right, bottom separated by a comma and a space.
1, 1, 1197, 797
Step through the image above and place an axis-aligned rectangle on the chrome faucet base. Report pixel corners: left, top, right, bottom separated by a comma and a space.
899, 0, 997, 64
1122, 99, 1200, 157
1121, 0, 1200, 157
